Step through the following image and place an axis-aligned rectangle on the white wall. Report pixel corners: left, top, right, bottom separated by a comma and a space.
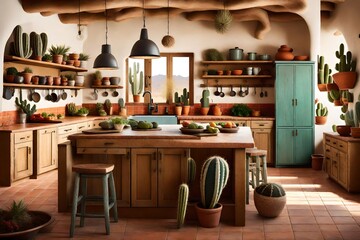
0, 0, 85, 112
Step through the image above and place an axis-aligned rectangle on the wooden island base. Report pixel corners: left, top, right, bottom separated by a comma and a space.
58, 125, 254, 226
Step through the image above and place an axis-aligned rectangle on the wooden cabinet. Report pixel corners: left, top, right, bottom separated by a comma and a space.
275, 62, 314, 167
251, 120, 274, 165
34, 127, 57, 175
0, 130, 33, 186
131, 148, 187, 207
323, 133, 360, 192
57, 121, 93, 144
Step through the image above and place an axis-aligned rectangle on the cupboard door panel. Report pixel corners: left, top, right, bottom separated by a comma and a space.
294, 65, 313, 127
276, 128, 294, 166
14, 142, 33, 180
276, 65, 294, 127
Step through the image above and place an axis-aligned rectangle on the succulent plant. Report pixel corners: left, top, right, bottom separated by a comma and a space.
181, 88, 189, 106
174, 91, 181, 105
315, 103, 328, 117
48, 44, 70, 56
215, 10, 233, 33
79, 53, 90, 61
200, 89, 210, 108
22, 67, 32, 74
129, 62, 144, 96
318, 56, 332, 84
30, 31, 47, 58
12, 25, 32, 59
200, 156, 229, 209
6, 67, 18, 76
187, 157, 196, 185
255, 183, 286, 198
118, 98, 125, 109
176, 183, 189, 228
335, 43, 356, 72
15, 91, 37, 118
66, 103, 77, 116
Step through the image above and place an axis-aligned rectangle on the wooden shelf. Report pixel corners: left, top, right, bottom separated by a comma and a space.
202, 60, 274, 65
200, 78, 274, 88
4, 55, 87, 72
91, 85, 123, 89
3, 83, 84, 90
202, 75, 273, 79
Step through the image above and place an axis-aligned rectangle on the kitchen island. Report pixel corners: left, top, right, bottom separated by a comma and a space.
58, 124, 254, 226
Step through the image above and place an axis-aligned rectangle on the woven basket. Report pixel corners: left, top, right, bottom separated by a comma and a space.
254, 192, 286, 217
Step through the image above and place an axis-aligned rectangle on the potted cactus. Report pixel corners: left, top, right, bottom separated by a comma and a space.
129, 62, 143, 102
332, 43, 357, 90
254, 183, 286, 218
174, 91, 182, 116
181, 88, 190, 115
11, 25, 32, 59
118, 98, 127, 117
195, 156, 229, 228
350, 94, 360, 138
317, 56, 334, 92
21, 67, 33, 84
176, 183, 189, 228
200, 89, 210, 115
104, 99, 113, 115
30, 31, 47, 61
48, 45, 70, 64
15, 91, 37, 123
315, 102, 328, 125
5, 67, 18, 83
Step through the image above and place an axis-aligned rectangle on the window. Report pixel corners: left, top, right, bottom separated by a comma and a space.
126, 53, 194, 104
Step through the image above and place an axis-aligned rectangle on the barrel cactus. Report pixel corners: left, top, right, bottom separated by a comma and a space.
200, 156, 229, 209
176, 183, 189, 228
254, 183, 286, 217
187, 157, 196, 185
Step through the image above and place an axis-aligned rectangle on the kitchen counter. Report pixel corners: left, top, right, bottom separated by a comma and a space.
178, 115, 275, 121
59, 125, 255, 226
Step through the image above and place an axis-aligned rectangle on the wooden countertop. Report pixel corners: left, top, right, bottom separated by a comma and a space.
324, 132, 360, 142
68, 125, 255, 149
177, 115, 275, 121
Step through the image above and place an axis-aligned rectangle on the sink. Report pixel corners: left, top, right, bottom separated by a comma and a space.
129, 115, 178, 125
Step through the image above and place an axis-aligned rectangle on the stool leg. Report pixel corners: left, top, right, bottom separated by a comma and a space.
261, 155, 268, 184
255, 156, 260, 187
80, 175, 87, 227
246, 155, 250, 204
70, 173, 80, 237
103, 174, 110, 235
109, 172, 118, 222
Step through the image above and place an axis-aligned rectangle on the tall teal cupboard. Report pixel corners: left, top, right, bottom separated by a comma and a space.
275, 61, 315, 167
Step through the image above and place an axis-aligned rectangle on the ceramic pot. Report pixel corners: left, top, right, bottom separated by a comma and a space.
200, 107, 209, 115
275, 45, 294, 60
311, 154, 324, 170
75, 75, 84, 86
22, 73, 33, 84
175, 106, 182, 116
229, 47, 243, 60
133, 95, 140, 103
69, 53, 80, 60
213, 105, 222, 116
38, 76, 46, 85
5, 75, 15, 83
14, 75, 24, 84
46, 76, 53, 85
315, 116, 327, 125
318, 84, 327, 92
110, 77, 120, 85
52, 54, 63, 64
31, 76, 39, 85
53, 76, 61, 86
195, 203, 223, 228
332, 72, 357, 90
254, 192, 286, 217
351, 127, 360, 138
182, 106, 190, 115
336, 125, 351, 136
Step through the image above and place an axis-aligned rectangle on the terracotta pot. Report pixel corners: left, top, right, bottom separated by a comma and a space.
200, 107, 209, 115
351, 127, 360, 138
336, 125, 351, 136
182, 106, 190, 115
52, 54, 63, 64
93, 79, 102, 86
22, 73, 33, 84
326, 83, 339, 91
31, 76, 39, 85
311, 154, 324, 170
66, 60, 75, 66
333, 72, 357, 90
33, 55, 42, 61
333, 99, 342, 106
275, 45, 294, 60
195, 202, 223, 228
5, 75, 15, 83
53, 76, 61, 86
175, 106, 182, 116
119, 108, 127, 117
317, 84, 327, 92
73, 60, 81, 67
46, 76, 53, 85
213, 105, 222, 116
133, 95, 140, 103
69, 53, 80, 60
315, 116, 327, 125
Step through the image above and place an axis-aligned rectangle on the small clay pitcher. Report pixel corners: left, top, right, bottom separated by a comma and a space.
275, 45, 294, 60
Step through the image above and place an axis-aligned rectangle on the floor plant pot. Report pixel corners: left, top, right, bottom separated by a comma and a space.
333, 72, 357, 90
311, 154, 324, 170
195, 203, 223, 228
254, 191, 286, 218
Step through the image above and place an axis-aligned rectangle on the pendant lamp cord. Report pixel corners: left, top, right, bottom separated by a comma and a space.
105, 0, 108, 44
142, 0, 146, 28
167, 0, 170, 35
78, 0, 81, 36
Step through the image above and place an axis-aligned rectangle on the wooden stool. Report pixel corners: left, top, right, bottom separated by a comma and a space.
246, 148, 268, 204
70, 163, 118, 237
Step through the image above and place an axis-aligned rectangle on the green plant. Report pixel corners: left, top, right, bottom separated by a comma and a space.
318, 56, 332, 84
79, 53, 90, 61
6, 67, 18, 76
176, 183, 189, 228
315, 103, 328, 117
77, 107, 89, 115
66, 103, 77, 116
23, 67, 32, 74
64, 74, 74, 80
187, 157, 196, 185
180, 88, 189, 106
335, 43, 356, 72
329, 89, 340, 101
342, 90, 353, 103
0, 200, 31, 233
110, 117, 128, 125
30, 31, 47, 57
204, 48, 224, 61
94, 70, 102, 80
231, 104, 252, 117
42, 53, 52, 61
200, 156, 229, 209
255, 183, 286, 197
118, 98, 125, 109
215, 10, 232, 33
48, 44, 70, 56
96, 102, 107, 116
129, 62, 144, 95
200, 89, 210, 108
345, 110, 355, 127
174, 91, 181, 105
15, 91, 36, 118
12, 25, 32, 59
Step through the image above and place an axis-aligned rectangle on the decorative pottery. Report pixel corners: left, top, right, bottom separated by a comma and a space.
69, 53, 80, 60
213, 105, 222, 116
229, 47, 243, 60
200, 107, 209, 115
254, 191, 286, 218
175, 106, 182, 116
53, 76, 61, 86
110, 77, 121, 85
38, 76, 46, 85
75, 75, 84, 86
195, 203, 223, 228
326, 83, 338, 91
332, 72, 357, 90
336, 125, 351, 136
52, 54, 63, 64
22, 73, 33, 84
315, 116, 327, 125
317, 84, 327, 92
294, 55, 309, 61
31, 76, 39, 85
351, 127, 360, 138
14, 75, 24, 84
182, 106, 190, 115
275, 45, 294, 61
133, 95, 140, 103
46, 76, 53, 85
311, 154, 324, 170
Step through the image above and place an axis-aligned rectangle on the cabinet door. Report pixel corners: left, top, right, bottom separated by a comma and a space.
158, 149, 187, 207
13, 141, 33, 180
252, 128, 273, 165
338, 151, 348, 187
276, 128, 294, 166
131, 148, 157, 207
276, 65, 295, 127
293, 128, 313, 166
294, 65, 314, 127
36, 128, 58, 174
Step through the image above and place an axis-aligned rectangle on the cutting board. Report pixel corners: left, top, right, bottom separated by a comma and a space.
82, 128, 121, 134
131, 127, 162, 131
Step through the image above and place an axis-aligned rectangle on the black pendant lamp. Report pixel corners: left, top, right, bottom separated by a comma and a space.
93, 0, 118, 69
129, 0, 160, 59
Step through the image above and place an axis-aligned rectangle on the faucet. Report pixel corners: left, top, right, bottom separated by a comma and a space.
142, 91, 158, 115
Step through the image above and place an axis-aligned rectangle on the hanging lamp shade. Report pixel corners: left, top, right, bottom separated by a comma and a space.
93, 44, 118, 69
130, 28, 160, 59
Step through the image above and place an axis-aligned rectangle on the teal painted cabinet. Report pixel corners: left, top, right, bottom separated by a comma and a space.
275, 62, 314, 167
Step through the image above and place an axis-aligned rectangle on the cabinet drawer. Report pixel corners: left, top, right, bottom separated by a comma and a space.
77, 147, 127, 155
235, 120, 250, 127
14, 131, 33, 144
251, 121, 274, 129
337, 139, 347, 152
324, 144, 332, 157
58, 125, 77, 135
76, 122, 88, 132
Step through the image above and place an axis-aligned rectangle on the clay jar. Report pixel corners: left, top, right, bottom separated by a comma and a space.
53, 76, 61, 86
275, 45, 294, 61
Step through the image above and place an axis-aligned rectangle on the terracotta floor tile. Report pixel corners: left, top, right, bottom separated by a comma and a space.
332, 216, 356, 224
242, 232, 265, 240
293, 231, 324, 240
292, 224, 320, 232
290, 216, 317, 224
321, 231, 343, 240
263, 224, 292, 232
315, 216, 335, 224
265, 232, 294, 240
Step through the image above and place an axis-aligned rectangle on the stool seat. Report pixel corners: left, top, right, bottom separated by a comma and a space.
246, 149, 267, 156
72, 164, 114, 174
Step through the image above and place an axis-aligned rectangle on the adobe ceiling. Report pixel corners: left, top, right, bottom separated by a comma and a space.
21, 0, 344, 39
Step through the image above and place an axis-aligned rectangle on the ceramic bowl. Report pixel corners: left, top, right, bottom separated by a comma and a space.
336, 125, 351, 136
294, 55, 309, 61
232, 69, 243, 75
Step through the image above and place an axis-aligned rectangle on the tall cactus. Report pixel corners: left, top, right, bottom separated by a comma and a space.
355, 94, 360, 127
129, 62, 143, 95
181, 88, 189, 106
200, 89, 210, 108
30, 31, 47, 58
318, 56, 332, 84
335, 43, 356, 72
174, 92, 181, 105
200, 156, 229, 209
187, 157, 196, 185
176, 183, 189, 228
12, 25, 32, 59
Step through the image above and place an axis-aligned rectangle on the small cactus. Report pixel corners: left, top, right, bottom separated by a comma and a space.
315, 103, 328, 117
318, 56, 332, 84
200, 89, 210, 108
12, 25, 32, 59
181, 88, 189, 106
30, 31, 47, 58
15, 91, 36, 118
129, 62, 144, 96
187, 157, 196, 185
255, 183, 286, 198
174, 92, 181, 105
118, 98, 125, 109
176, 183, 189, 228
66, 103, 77, 116
335, 43, 356, 72
345, 110, 355, 127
